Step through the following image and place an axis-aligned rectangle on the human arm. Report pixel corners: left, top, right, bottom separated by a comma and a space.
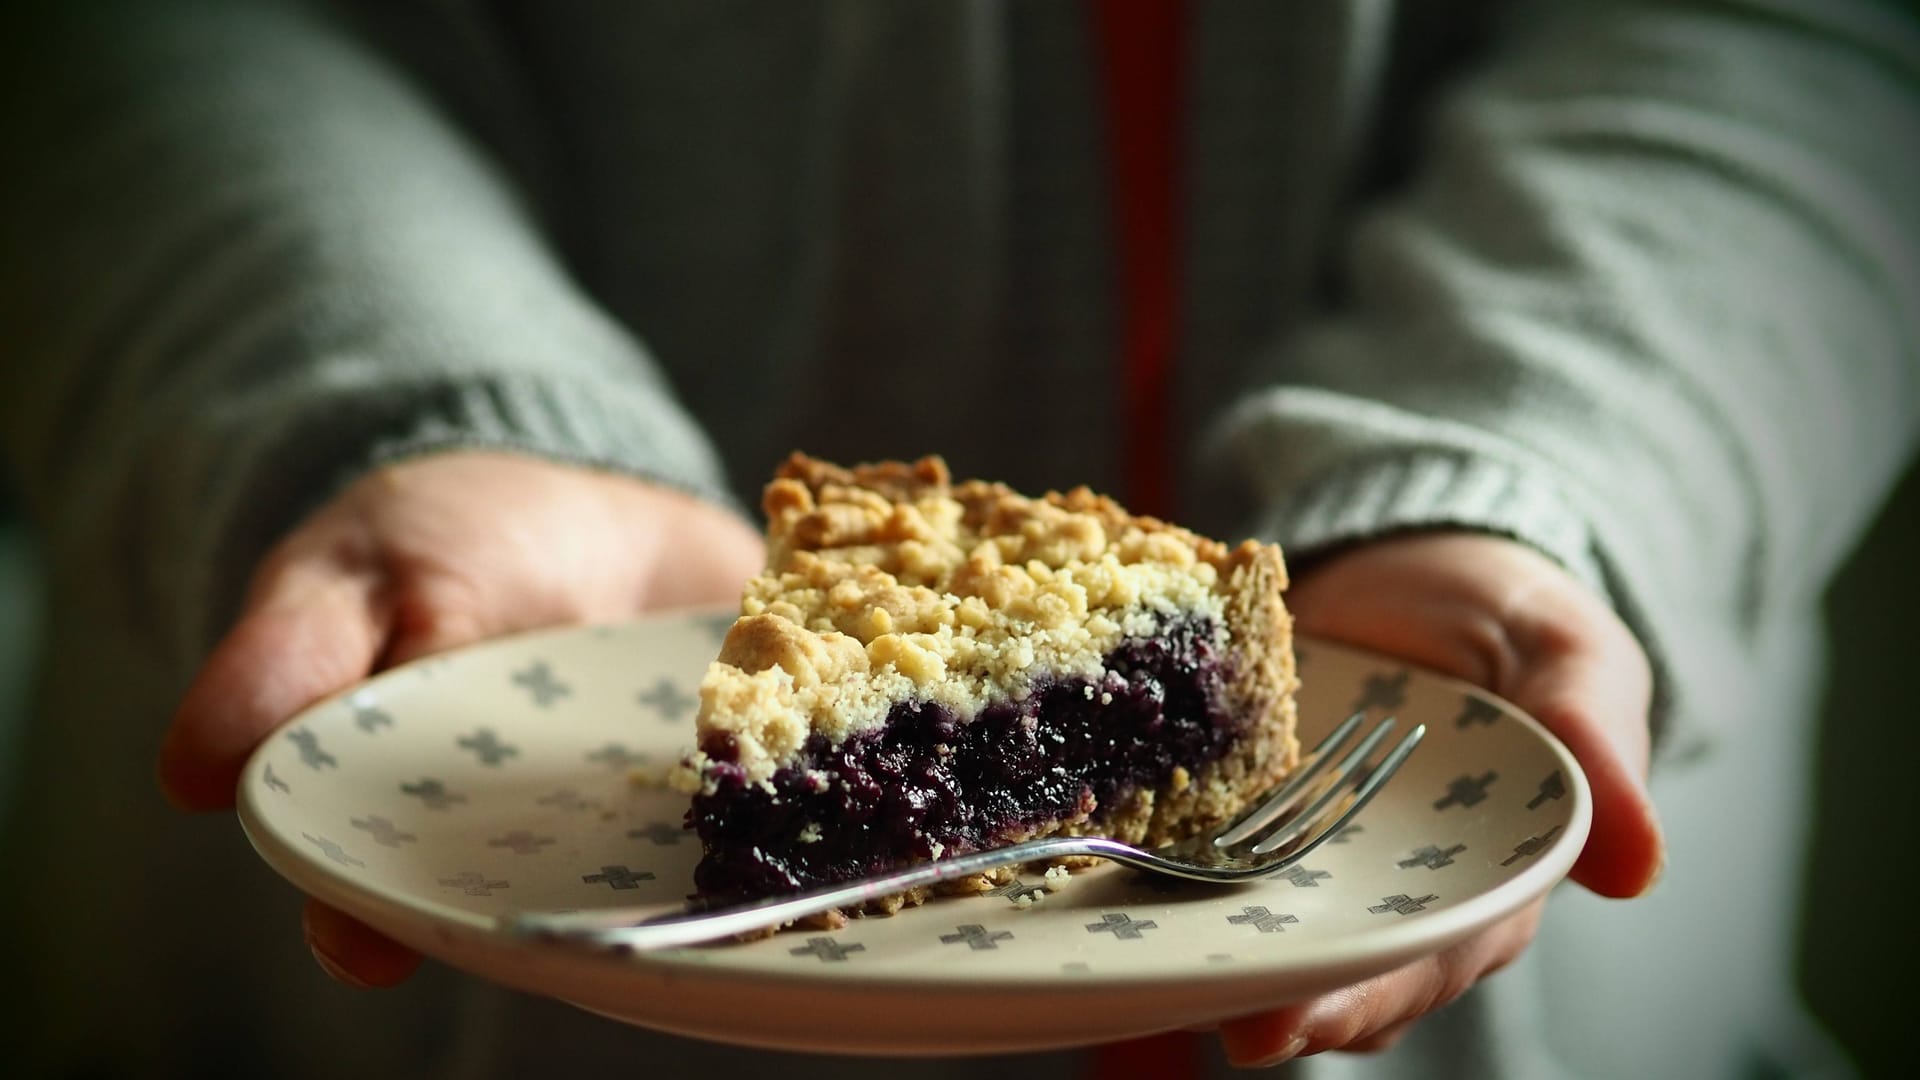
0, 0, 757, 987
0, 0, 739, 673
1219, 533, 1657, 1064
1206, 0, 1920, 1064
164, 451, 764, 986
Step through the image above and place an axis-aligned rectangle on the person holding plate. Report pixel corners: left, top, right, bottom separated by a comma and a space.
1, 1, 1915, 1077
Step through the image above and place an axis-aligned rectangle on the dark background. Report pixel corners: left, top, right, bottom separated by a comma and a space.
1799, 461, 1920, 1079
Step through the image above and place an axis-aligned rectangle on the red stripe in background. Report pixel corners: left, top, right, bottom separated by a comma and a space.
1086, 2, 1202, 1079
1091, 0, 1188, 523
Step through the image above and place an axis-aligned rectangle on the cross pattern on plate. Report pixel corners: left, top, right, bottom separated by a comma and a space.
350, 691, 395, 734
1279, 865, 1331, 887
488, 831, 556, 855
637, 677, 696, 723
1528, 770, 1567, 809
1085, 913, 1158, 940
350, 815, 417, 848
585, 743, 646, 770
627, 822, 685, 846
1353, 669, 1409, 712
399, 777, 467, 810
236, 612, 1589, 1055
1434, 771, 1498, 810
511, 661, 572, 708
440, 871, 509, 896
940, 924, 1014, 951
1398, 844, 1466, 870
1227, 906, 1299, 934
1503, 826, 1564, 865
790, 938, 864, 962
287, 728, 336, 771
456, 728, 519, 767
1454, 697, 1502, 729
1369, 893, 1438, 915
301, 833, 362, 867
582, 865, 655, 890
983, 878, 1047, 904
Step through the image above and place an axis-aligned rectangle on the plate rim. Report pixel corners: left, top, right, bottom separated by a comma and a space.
235, 612, 1592, 1000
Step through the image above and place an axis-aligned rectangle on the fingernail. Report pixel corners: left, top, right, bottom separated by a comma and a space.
1248, 1035, 1309, 1068
309, 942, 376, 990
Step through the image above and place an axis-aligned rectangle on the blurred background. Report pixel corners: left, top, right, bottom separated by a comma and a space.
1797, 463, 1920, 1079
0, 492, 35, 837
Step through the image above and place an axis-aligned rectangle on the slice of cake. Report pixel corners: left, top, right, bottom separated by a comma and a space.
674, 454, 1298, 920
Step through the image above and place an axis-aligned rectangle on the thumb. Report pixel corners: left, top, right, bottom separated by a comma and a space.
159, 558, 388, 811
1512, 644, 1665, 898
1286, 533, 1666, 900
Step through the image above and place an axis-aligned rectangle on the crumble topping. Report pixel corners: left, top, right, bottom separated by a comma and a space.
676, 454, 1291, 787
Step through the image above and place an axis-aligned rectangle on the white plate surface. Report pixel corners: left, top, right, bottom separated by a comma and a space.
238, 607, 1588, 1055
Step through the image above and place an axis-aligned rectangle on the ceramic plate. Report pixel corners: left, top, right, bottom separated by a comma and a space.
237, 606, 1589, 1056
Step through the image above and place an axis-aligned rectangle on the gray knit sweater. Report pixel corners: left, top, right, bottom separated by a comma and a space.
1, 1, 1916, 1077
4, 0, 1918, 741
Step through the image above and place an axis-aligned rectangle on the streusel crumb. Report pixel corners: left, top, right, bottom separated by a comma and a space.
675, 454, 1295, 788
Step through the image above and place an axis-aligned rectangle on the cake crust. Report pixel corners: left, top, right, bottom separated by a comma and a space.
676, 453, 1299, 920
676, 454, 1298, 791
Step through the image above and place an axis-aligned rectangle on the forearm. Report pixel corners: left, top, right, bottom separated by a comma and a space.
0, 0, 732, 671
1212, 0, 1920, 747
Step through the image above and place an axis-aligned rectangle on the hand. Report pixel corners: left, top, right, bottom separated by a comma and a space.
1215, 532, 1665, 1067
157, 451, 765, 988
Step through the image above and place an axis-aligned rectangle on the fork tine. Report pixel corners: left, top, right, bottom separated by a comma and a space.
1250, 722, 1426, 857
1237, 716, 1400, 854
1212, 710, 1370, 848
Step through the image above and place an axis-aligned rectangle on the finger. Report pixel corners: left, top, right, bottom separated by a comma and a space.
1216, 974, 1442, 1066
1216, 903, 1542, 1067
159, 557, 386, 811
1518, 662, 1664, 898
632, 492, 766, 612
379, 565, 617, 667
1345, 1017, 1418, 1054
1290, 534, 1667, 899
380, 572, 502, 667
379, 497, 763, 668
1216, 978, 1414, 1067
639, 517, 765, 611
303, 900, 421, 988
1494, 567, 1664, 897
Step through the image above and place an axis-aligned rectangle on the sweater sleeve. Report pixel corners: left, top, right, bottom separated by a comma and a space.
0, 0, 736, 674
1207, 0, 1920, 753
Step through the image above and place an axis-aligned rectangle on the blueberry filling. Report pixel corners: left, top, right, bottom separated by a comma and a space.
687, 617, 1240, 902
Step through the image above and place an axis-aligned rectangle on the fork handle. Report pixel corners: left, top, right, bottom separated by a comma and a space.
502, 834, 1139, 951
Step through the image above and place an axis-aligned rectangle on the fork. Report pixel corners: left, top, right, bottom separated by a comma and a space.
504, 712, 1424, 951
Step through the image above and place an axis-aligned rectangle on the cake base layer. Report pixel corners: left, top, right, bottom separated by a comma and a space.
687, 617, 1281, 906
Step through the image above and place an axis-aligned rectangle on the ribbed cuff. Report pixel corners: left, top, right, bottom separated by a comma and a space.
184, 369, 740, 660
1249, 449, 1609, 595
361, 371, 745, 516
1247, 448, 1678, 759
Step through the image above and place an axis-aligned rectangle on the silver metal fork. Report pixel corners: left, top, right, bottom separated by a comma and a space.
504, 712, 1424, 951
